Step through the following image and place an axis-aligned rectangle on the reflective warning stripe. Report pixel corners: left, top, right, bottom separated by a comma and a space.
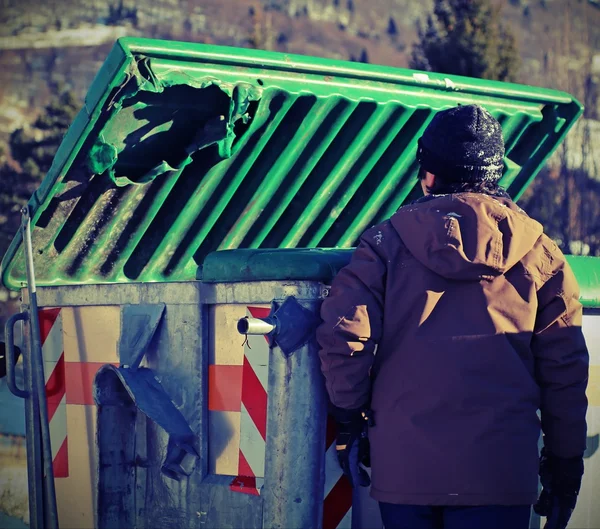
323, 415, 353, 529
40, 308, 69, 478
41, 308, 110, 482
208, 365, 243, 411
210, 303, 355, 515
45, 305, 121, 529
49, 394, 67, 459
64, 362, 106, 405
232, 306, 271, 496
239, 402, 267, 476
324, 441, 344, 497
229, 474, 265, 496
46, 354, 65, 420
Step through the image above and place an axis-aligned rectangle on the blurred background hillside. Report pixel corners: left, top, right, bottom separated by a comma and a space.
0, 0, 599, 322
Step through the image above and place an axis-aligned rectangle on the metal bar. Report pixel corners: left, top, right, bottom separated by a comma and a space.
307, 105, 411, 247
261, 299, 327, 529
336, 112, 435, 246
5, 311, 29, 398
85, 163, 189, 282
77, 184, 145, 281
50, 184, 120, 281
218, 96, 334, 250
499, 158, 523, 191
119, 304, 166, 370
249, 99, 355, 248
281, 104, 391, 248
499, 111, 533, 153
21, 206, 60, 529
22, 314, 44, 529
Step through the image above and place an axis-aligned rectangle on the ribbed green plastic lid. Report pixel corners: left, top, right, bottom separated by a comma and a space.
201, 249, 600, 309
1, 37, 583, 289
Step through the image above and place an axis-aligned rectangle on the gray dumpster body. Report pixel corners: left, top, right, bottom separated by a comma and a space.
17, 255, 379, 529
7, 248, 597, 529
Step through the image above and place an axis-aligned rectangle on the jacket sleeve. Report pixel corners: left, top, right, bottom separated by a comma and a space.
317, 231, 386, 410
532, 248, 589, 458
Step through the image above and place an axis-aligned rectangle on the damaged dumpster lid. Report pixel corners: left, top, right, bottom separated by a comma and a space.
1, 37, 583, 289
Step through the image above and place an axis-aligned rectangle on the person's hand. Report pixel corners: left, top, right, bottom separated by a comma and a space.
333, 408, 372, 487
533, 447, 584, 529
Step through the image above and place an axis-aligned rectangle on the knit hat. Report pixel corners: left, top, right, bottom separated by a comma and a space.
416, 104, 505, 183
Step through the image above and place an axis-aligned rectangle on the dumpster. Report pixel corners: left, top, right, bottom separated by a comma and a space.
6, 250, 600, 529
1, 37, 599, 529
14, 253, 378, 529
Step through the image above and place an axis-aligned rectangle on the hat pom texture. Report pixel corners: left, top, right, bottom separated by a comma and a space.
417, 104, 505, 184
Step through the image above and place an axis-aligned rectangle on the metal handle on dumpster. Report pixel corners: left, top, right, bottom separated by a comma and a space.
5, 311, 28, 398
237, 316, 277, 335
236, 296, 321, 357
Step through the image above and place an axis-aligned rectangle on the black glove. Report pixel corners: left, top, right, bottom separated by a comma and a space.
331, 406, 373, 487
533, 447, 584, 529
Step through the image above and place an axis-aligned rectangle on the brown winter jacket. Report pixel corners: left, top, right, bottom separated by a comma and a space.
317, 192, 589, 506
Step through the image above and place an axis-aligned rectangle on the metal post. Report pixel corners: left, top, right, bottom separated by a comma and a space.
6, 309, 44, 529
21, 206, 59, 529
260, 300, 327, 529
23, 318, 45, 529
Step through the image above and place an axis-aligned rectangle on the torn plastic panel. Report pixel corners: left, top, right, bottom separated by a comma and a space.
94, 365, 199, 481
119, 303, 166, 370
87, 56, 261, 187
94, 302, 197, 481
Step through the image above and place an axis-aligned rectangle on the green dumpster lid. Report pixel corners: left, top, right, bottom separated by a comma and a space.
202, 249, 600, 309
1, 37, 583, 289
200, 248, 353, 284
564, 256, 600, 309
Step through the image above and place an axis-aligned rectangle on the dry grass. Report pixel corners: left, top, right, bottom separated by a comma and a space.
0, 450, 28, 525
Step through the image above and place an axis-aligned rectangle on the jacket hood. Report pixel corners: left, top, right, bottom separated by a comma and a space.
391, 193, 543, 280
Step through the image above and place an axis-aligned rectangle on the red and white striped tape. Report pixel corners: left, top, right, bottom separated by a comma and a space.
37, 302, 355, 524
220, 306, 354, 526
323, 416, 353, 529
39, 308, 69, 478
230, 306, 270, 496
